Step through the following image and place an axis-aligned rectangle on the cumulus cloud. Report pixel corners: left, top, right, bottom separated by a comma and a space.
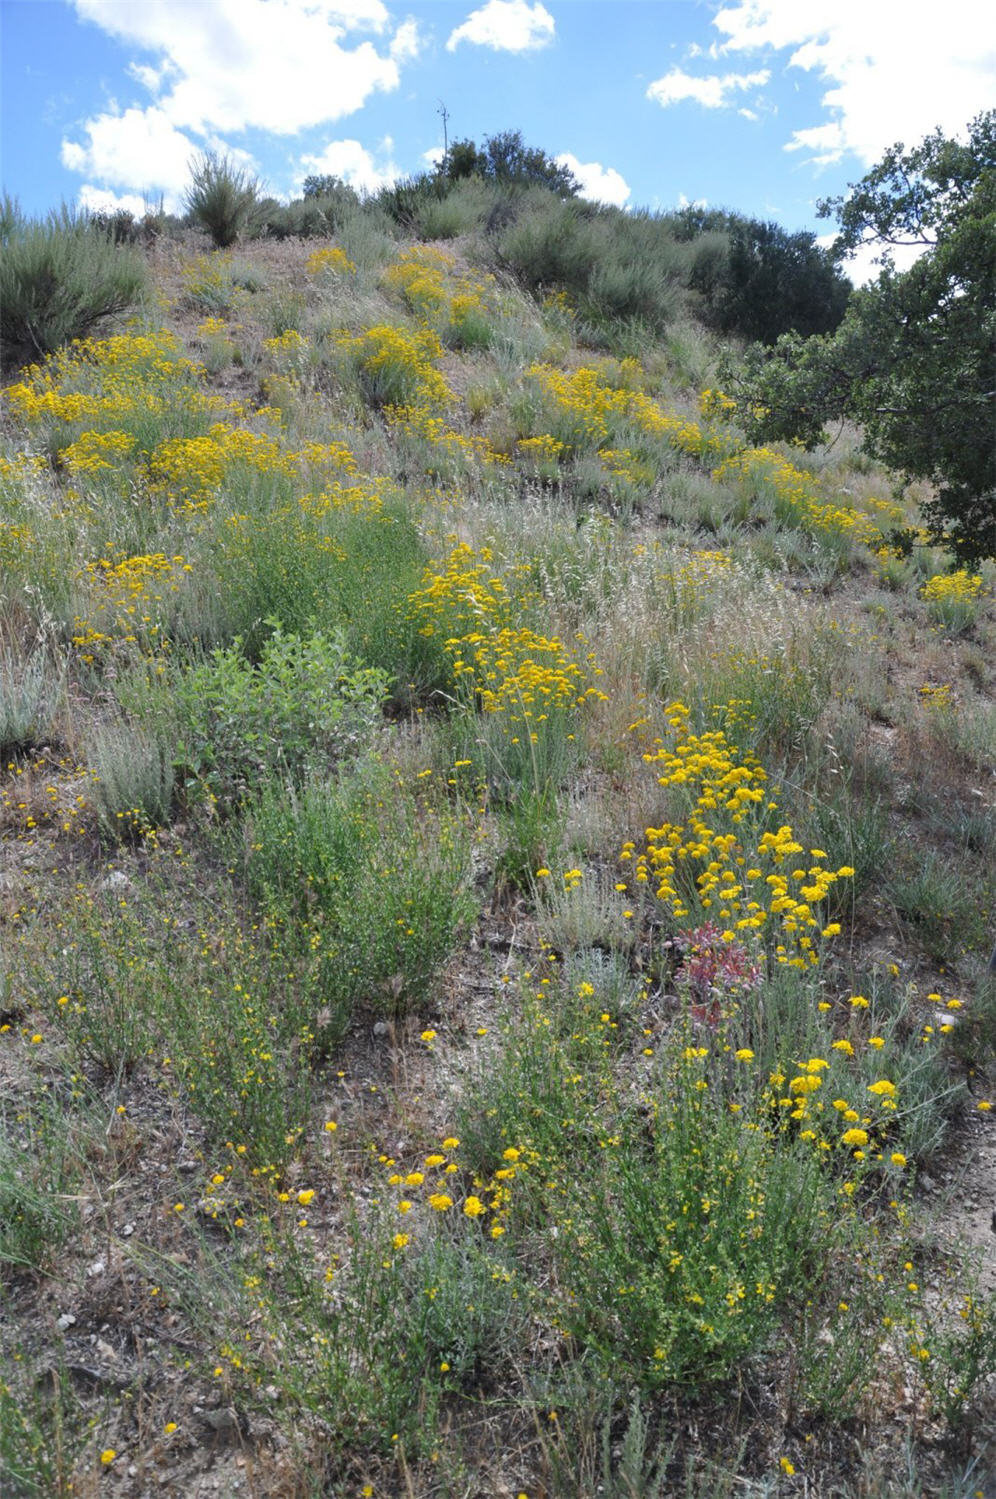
447, 0, 554, 53
297, 138, 401, 194
390, 18, 421, 62
712, 0, 996, 165
61, 105, 197, 204
67, 0, 407, 138
556, 153, 630, 207
78, 185, 152, 217
647, 67, 769, 109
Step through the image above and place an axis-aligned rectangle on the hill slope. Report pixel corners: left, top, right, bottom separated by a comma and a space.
1, 224, 995, 1497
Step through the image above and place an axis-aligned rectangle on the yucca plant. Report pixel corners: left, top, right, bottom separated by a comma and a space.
184, 150, 263, 248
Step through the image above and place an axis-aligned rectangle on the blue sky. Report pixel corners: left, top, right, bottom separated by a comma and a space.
3, 0, 994, 276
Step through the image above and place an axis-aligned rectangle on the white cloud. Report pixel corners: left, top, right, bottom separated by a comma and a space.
712, 1, 996, 165
78, 184, 151, 217
390, 18, 420, 63
816, 229, 927, 287
297, 138, 401, 194
556, 153, 630, 207
647, 67, 769, 109
447, 0, 554, 53
68, 0, 407, 138
61, 105, 197, 204
127, 60, 169, 94
423, 146, 446, 169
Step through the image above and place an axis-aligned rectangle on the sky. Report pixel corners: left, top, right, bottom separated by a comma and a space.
2, 0, 994, 279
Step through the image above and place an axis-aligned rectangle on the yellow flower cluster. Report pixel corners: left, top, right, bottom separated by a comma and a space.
147, 426, 362, 513
148, 424, 295, 505
921, 570, 984, 603
524, 361, 727, 466
629, 701, 852, 966
72, 552, 192, 659
59, 429, 138, 475
699, 388, 737, 419
711, 447, 885, 549
337, 322, 452, 409
305, 247, 356, 277
456, 626, 602, 721
409, 543, 607, 744
298, 475, 395, 520
5, 331, 237, 444
384, 404, 507, 474
408, 542, 530, 641
516, 434, 565, 464
385, 1134, 529, 1244
381, 246, 496, 344
382, 246, 456, 317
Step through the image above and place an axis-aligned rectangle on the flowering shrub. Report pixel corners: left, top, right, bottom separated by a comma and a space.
921, 569, 985, 632
625, 700, 853, 967
382, 246, 498, 349
409, 543, 607, 789
711, 446, 892, 553
336, 322, 451, 409
72, 552, 193, 662
305, 246, 356, 278
4, 331, 239, 454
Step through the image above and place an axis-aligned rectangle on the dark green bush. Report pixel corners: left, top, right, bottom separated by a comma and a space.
0, 201, 147, 366
442, 129, 579, 196
262, 179, 360, 239
711, 218, 851, 343
375, 172, 449, 232
184, 151, 263, 248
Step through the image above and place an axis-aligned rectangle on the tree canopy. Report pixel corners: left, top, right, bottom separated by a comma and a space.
441, 130, 579, 196
727, 111, 996, 561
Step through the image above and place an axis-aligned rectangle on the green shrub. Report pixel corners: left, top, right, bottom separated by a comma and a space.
205, 501, 443, 696
497, 194, 599, 295
88, 720, 176, 839
243, 764, 475, 1022
375, 172, 448, 233
184, 151, 263, 248
172, 623, 389, 809
261, 180, 360, 239
0, 202, 147, 365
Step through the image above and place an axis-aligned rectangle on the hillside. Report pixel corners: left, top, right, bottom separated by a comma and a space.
1, 210, 995, 1498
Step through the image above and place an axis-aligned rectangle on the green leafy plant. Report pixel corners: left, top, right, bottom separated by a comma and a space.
172, 623, 389, 809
